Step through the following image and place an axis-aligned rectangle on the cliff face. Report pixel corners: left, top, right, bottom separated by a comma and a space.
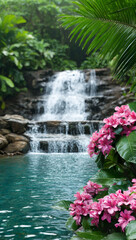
0, 68, 132, 120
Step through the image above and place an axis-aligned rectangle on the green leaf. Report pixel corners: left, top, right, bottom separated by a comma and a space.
104, 149, 118, 169
71, 236, 82, 240
1, 81, 7, 92
95, 152, 105, 168
66, 217, 79, 231
102, 232, 126, 240
0, 75, 14, 88
108, 181, 130, 194
82, 217, 91, 230
126, 220, 136, 240
52, 200, 72, 211
90, 169, 125, 187
76, 230, 105, 240
128, 102, 136, 113
1, 101, 6, 110
116, 131, 136, 163
114, 127, 123, 135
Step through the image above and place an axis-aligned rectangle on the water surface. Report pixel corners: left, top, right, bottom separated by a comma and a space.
0, 153, 97, 239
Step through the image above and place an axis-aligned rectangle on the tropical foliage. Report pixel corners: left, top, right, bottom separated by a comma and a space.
57, 103, 136, 239
0, 0, 85, 67
0, 14, 55, 107
61, 0, 136, 80
80, 52, 108, 69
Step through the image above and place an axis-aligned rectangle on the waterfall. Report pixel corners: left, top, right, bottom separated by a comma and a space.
90, 69, 97, 97
27, 70, 100, 153
38, 70, 86, 121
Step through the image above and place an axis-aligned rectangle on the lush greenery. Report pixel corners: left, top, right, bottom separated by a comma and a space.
0, 0, 108, 104
61, 0, 136, 84
56, 103, 136, 239
0, 14, 55, 107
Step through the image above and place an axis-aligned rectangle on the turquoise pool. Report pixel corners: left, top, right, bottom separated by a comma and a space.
0, 153, 97, 239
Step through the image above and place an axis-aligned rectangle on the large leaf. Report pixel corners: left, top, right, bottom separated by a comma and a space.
126, 220, 136, 240
102, 232, 126, 240
116, 131, 136, 163
52, 200, 72, 211
76, 230, 105, 240
108, 181, 131, 194
71, 236, 82, 240
90, 169, 125, 187
128, 102, 136, 113
66, 217, 79, 231
60, 0, 136, 79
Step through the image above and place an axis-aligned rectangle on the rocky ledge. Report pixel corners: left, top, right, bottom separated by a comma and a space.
0, 115, 30, 156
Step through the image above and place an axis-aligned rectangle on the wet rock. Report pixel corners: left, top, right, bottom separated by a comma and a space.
39, 141, 48, 152
0, 134, 8, 150
6, 133, 29, 143
4, 141, 30, 154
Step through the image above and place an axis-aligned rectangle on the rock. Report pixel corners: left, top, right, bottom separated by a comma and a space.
0, 118, 9, 129
4, 141, 30, 154
9, 120, 27, 134
2, 114, 28, 122
5, 133, 29, 143
0, 134, 8, 149
0, 129, 11, 135
1, 115, 29, 134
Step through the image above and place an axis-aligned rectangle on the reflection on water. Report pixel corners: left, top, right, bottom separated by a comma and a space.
0, 153, 97, 239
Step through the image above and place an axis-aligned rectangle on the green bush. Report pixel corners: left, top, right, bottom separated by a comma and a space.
80, 52, 109, 69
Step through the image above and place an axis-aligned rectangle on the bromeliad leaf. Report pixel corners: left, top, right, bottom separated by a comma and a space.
126, 220, 136, 240
116, 131, 136, 163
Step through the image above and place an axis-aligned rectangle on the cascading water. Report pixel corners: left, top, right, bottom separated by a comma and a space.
27, 70, 100, 153
39, 70, 86, 121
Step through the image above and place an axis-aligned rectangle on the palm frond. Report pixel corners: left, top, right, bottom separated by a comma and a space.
60, 0, 136, 79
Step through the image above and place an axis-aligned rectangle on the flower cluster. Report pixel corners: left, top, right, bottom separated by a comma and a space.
70, 181, 106, 226
88, 105, 136, 157
70, 180, 136, 232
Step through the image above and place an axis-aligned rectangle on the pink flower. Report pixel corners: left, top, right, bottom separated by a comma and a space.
128, 111, 136, 123
74, 192, 92, 201
115, 210, 135, 232
101, 211, 112, 223
103, 116, 120, 128
83, 181, 103, 197
115, 105, 131, 115
102, 196, 119, 215
117, 191, 133, 206
121, 125, 136, 136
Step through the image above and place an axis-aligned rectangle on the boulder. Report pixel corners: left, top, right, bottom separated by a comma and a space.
4, 141, 30, 154
0, 129, 11, 135
0, 134, 8, 150
0, 118, 9, 129
2, 115, 29, 134
5, 133, 29, 143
